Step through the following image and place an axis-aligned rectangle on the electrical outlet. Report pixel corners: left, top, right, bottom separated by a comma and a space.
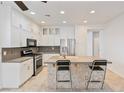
3, 51, 7, 56
52, 47, 54, 50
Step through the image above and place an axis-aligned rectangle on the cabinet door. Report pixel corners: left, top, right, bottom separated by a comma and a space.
20, 59, 33, 84
37, 31, 42, 46
48, 35, 54, 46
41, 35, 48, 46
54, 35, 60, 46
20, 61, 27, 84
41, 27, 61, 46
11, 25, 21, 47
26, 59, 33, 79
20, 28, 28, 47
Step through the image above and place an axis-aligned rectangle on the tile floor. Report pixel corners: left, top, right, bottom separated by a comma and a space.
0, 65, 124, 92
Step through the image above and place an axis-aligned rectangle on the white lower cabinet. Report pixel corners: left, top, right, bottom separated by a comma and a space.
20, 59, 33, 85
2, 58, 33, 88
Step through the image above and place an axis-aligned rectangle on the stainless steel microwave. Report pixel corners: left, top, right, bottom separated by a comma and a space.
27, 38, 37, 47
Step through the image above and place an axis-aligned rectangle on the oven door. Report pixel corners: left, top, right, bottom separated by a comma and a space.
34, 56, 42, 75
36, 58, 42, 69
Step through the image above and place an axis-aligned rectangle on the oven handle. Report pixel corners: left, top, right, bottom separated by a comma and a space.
35, 57, 42, 61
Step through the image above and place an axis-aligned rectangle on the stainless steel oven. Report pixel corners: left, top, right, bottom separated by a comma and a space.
21, 50, 43, 76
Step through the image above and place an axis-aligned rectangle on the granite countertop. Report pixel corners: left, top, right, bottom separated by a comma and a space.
3, 57, 33, 63
45, 56, 112, 64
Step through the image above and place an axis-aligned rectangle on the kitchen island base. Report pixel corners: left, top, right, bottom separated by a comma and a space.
47, 64, 104, 89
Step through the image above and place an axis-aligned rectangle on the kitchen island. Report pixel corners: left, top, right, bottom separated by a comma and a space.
45, 56, 112, 89
45, 56, 112, 64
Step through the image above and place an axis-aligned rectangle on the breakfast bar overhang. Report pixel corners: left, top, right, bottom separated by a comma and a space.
45, 56, 112, 64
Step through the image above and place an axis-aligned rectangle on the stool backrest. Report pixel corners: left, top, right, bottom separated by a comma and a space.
93, 60, 107, 66
56, 60, 71, 66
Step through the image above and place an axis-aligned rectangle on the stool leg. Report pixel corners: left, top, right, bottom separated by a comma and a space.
69, 69, 72, 88
86, 70, 93, 89
101, 67, 107, 89
56, 69, 58, 89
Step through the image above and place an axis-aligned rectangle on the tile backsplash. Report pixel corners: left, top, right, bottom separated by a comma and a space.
38, 46, 60, 53
2, 48, 22, 62
2, 46, 60, 62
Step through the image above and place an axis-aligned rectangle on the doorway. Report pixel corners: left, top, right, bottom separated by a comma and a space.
93, 32, 99, 56
87, 31, 100, 56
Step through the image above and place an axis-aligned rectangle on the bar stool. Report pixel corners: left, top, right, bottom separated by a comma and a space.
56, 60, 72, 88
86, 60, 107, 89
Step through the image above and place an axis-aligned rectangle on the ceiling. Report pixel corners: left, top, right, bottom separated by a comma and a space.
4, 1, 124, 26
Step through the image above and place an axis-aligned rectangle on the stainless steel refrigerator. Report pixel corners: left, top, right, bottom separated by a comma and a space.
60, 39, 76, 56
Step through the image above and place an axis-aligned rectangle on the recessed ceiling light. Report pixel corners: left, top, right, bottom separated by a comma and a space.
90, 10, 95, 14
41, 21, 45, 24
60, 11, 65, 14
83, 20, 87, 23
62, 21, 67, 23
30, 11, 35, 15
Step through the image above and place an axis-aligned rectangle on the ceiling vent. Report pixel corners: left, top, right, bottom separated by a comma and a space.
45, 14, 51, 17
14, 1, 29, 11
41, 1, 47, 3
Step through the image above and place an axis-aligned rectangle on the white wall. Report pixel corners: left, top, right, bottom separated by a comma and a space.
87, 31, 93, 56
101, 13, 124, 78
75, 25, 87, 56
93, 32, 100, 56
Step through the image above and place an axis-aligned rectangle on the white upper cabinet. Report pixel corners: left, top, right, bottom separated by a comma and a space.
11, 25, 21, 47
0, 6, 11, 47
0, 6, 42, 48
11, 8, 42, 47
42, 27, 60, 46
41, 27, 60, 46
41, 26, 75, 46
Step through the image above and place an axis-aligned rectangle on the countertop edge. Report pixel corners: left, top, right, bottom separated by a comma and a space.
2, 57, 33, 63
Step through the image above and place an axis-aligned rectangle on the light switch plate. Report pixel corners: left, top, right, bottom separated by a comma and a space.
52, 47, 54, 50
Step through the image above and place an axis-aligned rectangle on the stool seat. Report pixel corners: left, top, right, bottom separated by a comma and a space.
89, 66, 104, 71
58, 66, 70, 70
57, 80, 71, 82
57, 62, 70, 65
